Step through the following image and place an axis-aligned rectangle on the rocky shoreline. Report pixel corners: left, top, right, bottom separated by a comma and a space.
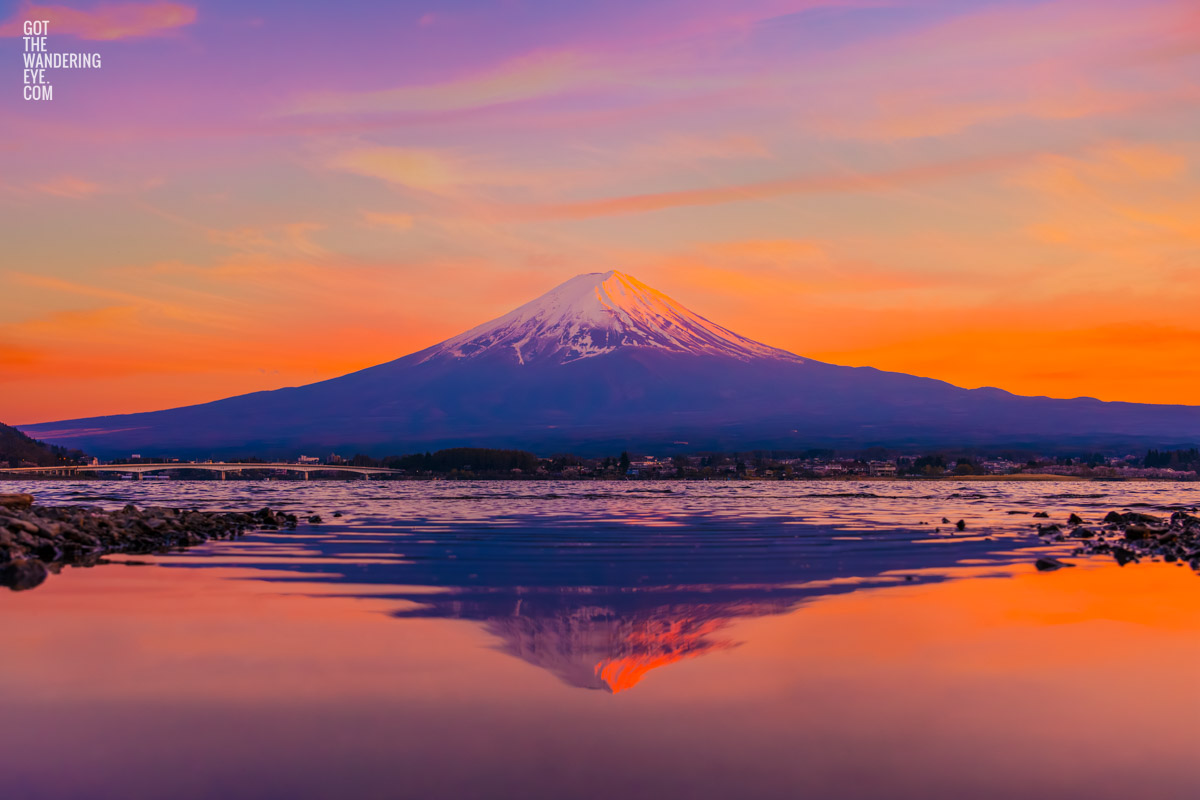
1036, 508, 1200, 570
0, 493, 297, 591
6, 492, 1200, 592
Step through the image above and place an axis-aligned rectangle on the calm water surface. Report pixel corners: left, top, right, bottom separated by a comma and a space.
3, 480, 1200, 799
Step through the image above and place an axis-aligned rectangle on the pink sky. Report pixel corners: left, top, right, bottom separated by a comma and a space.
1, 0, 1198, 423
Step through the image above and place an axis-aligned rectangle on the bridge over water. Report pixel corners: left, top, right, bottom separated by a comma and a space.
0, 463, 402, 480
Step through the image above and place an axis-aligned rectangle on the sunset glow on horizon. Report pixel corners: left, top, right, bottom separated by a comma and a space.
3, 0, 1199, 424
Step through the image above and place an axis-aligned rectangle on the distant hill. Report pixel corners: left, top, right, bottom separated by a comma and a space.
0, 421, 86, 468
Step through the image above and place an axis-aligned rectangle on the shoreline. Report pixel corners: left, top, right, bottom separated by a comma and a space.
0, 473, 1163, 483
7, 485, 1199, 592
0, 494, 297, 591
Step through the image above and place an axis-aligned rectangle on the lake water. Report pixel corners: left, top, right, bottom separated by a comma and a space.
3, 480, 1200, 799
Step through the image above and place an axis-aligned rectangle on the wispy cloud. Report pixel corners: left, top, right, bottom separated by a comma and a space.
791, 0, 1197, 140
1, 1, 196, 40
326, 146, 549, 199
1017, 143, 1200, 259
286, 50, 616, 116
627, 133, 771, 162
508, 151, 1031, 220
361, 211, 414, 231
33, 176, 101, 198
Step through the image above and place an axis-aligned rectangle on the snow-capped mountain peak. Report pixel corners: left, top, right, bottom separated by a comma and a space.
423, 271, 802, 366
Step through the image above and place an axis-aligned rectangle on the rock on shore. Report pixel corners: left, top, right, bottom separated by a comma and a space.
1042, 509, 1200, 570
0, 494, 297, 591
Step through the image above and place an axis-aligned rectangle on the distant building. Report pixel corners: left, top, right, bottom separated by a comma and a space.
297, 455, 321, 465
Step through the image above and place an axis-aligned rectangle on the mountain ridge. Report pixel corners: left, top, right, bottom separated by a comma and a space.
19, 271, 1200, 457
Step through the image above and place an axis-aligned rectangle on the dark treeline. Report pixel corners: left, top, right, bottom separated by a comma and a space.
9, 441, 1200, 480
350, 448, 540, 474
0, 421, 87, 468
1144, 448, 1200, 470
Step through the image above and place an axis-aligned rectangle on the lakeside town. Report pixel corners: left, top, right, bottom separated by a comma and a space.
7, 446, 1199, 481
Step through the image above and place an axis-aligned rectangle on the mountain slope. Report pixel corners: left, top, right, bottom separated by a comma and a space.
20, 271, 1200, 457
0, 421, 85, 467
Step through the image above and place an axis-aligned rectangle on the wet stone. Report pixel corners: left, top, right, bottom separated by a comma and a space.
1077, 507, 1200, 571
0, 494, 34, 510
0, 558, 49, 590
0, 496, 297, 591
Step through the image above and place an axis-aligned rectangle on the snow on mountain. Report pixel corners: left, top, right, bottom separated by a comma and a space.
422, 271, 802, 366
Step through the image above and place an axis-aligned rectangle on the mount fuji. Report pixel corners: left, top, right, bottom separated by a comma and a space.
22, 271, 1200, 457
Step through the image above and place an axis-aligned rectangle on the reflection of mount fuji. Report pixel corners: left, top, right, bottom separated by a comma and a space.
479, 598, 785, 692
397, 589, 803, 692
229, 510, 1044, 692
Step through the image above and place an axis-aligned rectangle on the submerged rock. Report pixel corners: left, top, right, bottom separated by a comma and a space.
1124, 525, 1151, 541
0, 558, 48, 590
1079, 507, 1200, 570
1035, 557, 1074, 572
1104, 511, 1162, 526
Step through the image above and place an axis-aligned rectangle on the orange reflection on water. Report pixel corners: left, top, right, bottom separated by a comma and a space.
7, 554, 1200, 798
594, 617, 735, 693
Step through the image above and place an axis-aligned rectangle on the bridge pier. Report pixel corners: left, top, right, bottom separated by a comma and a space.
136, 472, 143, 481
220, 471, 226, 480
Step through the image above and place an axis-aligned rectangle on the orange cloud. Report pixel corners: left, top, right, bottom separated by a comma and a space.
326, 146, 573, 199
628, 133, 771, 162
205, 222, 329, 259
1016, 143, 1200, 256
330, 148, 472, 193
698, 239, 826, 262
1, 2, 196, 40
791, 0, 1196, 140
361, 211, 414, 231
825, 82, 1135, 141
514, 151, 1029, 220
33, 176, 101, 198
286, 50, 613, 116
